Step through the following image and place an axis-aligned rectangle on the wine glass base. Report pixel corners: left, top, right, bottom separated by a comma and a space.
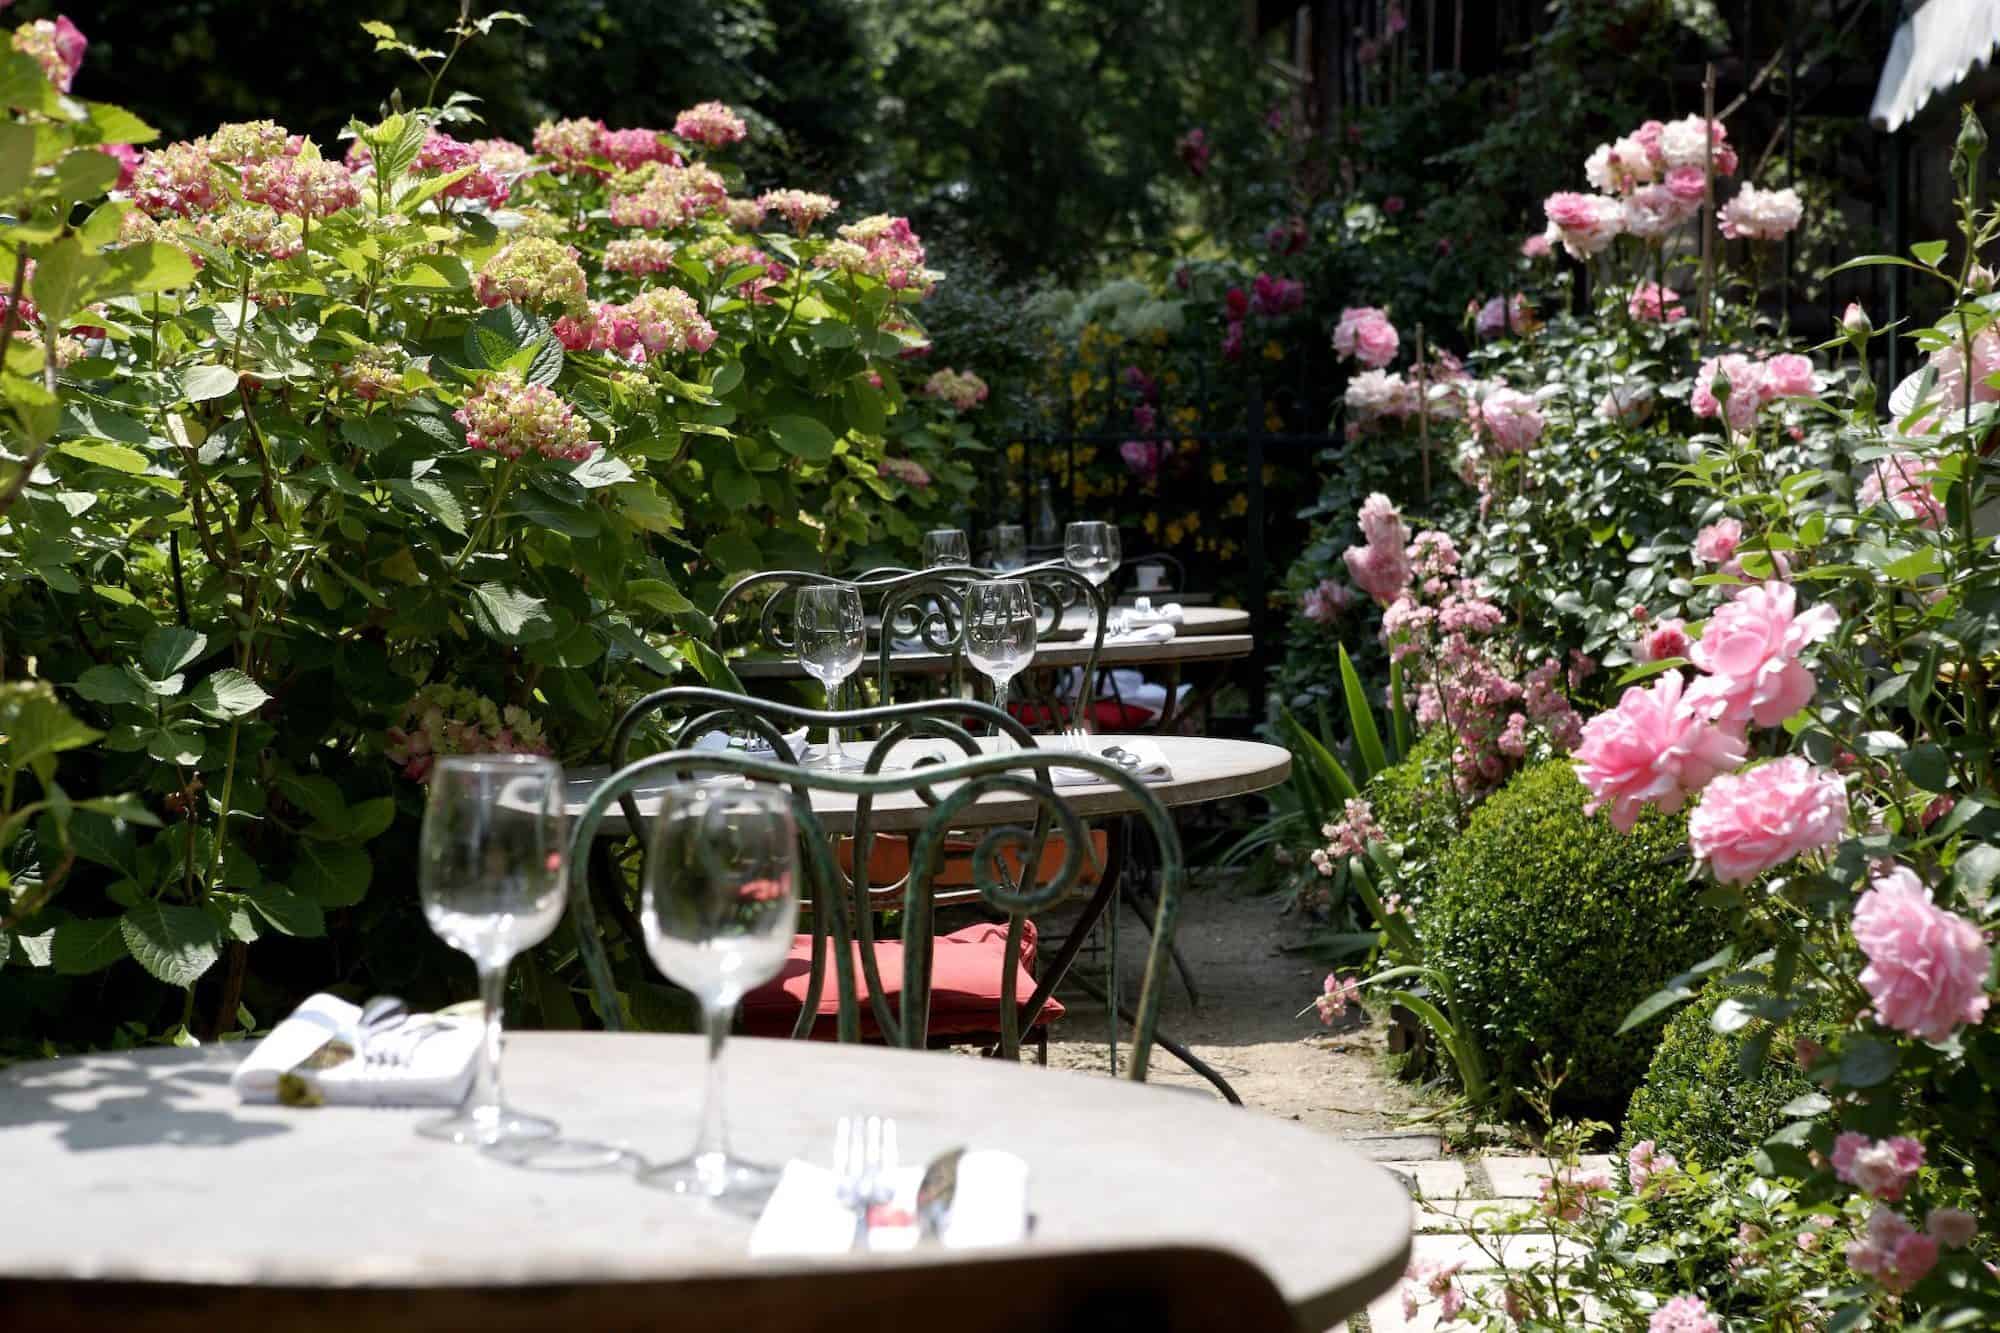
810, 751, 869, 773
484, 1135, 639, 1173
639, 1151, 782, 1212
417, 1104, 559, 1148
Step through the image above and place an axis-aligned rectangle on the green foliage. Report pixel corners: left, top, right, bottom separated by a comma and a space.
1424, 759, 1727, 1117
1620, 986, 1828, 1174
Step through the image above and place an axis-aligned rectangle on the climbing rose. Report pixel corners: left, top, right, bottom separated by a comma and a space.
1719, 183, 1804, 241
1687, 581, 1837, 728
1344, 369, 1418, 421
1649, 1296, 1718, 1333
1632, 616, 1691, 664
1656, 114, 1737, 175
1859, 452, 1947, 527
1627, 1140, 1677, 1189
1846, 1207, 1939, 1294
474, 237, 588, 315
673, 101, 747, 147
1628, 282, 1686, 322
1764, 352, 1817, 399
1341, 493, 1411, 604
1693, 518, 1743, 566
1312, 972, 1360, 1025
1332, 306, 1398, 369
1573, 670, 1746, 831
1520, 231, 1552, 259
11, 15, 85, 90
1853, 864, 1992, 1042
1474, 387, 1544, 454
1538, 1166, 1612, 1221
758, 188, 838, 235
1543, 191, 1624, 258
1691, 353, 1766, 433
1927, 1208, 1978, 1249
1688, 757, 1847, 884
1300, 578, 1356, 624
1832, 1133, 1925, 1202
454, 370, 594, 463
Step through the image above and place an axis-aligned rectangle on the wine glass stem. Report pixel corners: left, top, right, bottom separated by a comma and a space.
693, 1000, 734, 1165
825, 678, 844, 763
469, 962, 507, 1120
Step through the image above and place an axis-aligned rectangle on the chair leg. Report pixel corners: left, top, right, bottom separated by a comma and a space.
1123, 880, 1201, 1011
1035, 1026, 1049, 1067
1066, 970, 1242, 1105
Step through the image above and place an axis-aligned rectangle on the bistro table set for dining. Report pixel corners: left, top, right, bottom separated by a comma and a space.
0, 521, 1412, 1331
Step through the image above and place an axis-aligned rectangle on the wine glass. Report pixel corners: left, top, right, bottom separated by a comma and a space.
417, 755, 568, 1149
639, 782, 800, 1203
964, 579, 1037, 748
796, 584, 866, 772
922, 528, 971, 570
989, 523, 1028, 572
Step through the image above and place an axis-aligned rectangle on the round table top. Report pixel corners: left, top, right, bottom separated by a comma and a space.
731, 632, 1253, 681
0, 1034, 1409, 1327
565, 734, 1292, 836
1041, 605, 1250, 640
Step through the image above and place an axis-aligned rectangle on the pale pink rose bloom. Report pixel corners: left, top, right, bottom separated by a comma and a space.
1543, 191, 1624, 259
1633, 617, 1690, 663
1663, 165, 1708, 202
1763, 353, 1816, 398
1859, 453, 1947, 527
1627, 1139, 1678, 1189
1621, 184, 1696, 241
1852, 865, 1992, 1042
1832, 1132, 1925, 1201
1628, 281, 1686, 323
1927, 1208, 1978, 1250
1687, 757, 1847, 884
1648, 1294, 1719, 1333
1693, 518, 1743, 565
1476, 386, 1545, 453
1686, 581, 1838, 727
1843, 302, 1872, 335
1521, 231, 1552, 259
1910, 327, 2000, 433
1846, 1207, 1940, 1294
1691, 353, 1767, 433
1343, 493, 1412, 604
1332, 305, 1399, 368
1573, 671, 1746, 832
1718, 183, 1804, 241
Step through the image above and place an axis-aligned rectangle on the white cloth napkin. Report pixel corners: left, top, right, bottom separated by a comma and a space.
1122, 599, 1184, 629
1053, 739, 1174, 786
1105, 622, 1176, 646
692, 726, 811, 760
231, 993, 479, 1108
749, 1151, 1030, 1256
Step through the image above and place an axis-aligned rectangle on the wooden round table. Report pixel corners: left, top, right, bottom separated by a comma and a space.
729, 633, 1253, 681
0, 1034, 1410, 1328
558, 734, 1291, 836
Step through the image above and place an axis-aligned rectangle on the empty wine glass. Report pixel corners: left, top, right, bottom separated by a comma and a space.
922, 528, 971, 570
1063, 520, 1116, 590
417, 755, 568, 1149
796, 584, 865, 772
639, 782, 800, 1203
965, 580, 1037, 748
989, 523, 1028, 572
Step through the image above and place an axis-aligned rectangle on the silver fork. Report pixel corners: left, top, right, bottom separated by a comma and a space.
834, 1115, 899, 1250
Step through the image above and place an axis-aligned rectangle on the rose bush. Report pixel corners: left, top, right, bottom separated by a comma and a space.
0, 10, 957, 1048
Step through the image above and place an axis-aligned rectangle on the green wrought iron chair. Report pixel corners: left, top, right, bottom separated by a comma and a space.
567, 689, 1183, 1081
711, 563, 1108, 726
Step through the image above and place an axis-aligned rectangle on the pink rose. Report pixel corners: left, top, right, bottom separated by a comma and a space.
1763, 352, 1816, 399
1521, 231, 1552, 259
1634, 617, 1691, 663
1476, 386, 1545, 453
1693, 518, 1743, 566
1663, 165, 1708, 202
1574, 671, 1747, 831
1333, 305, 1399, 369
1691, 353, 1767, 433
1628, 1139, 1678, 1189
1543, 191, 1624, 258
1847, 1207, 1939, 1294
1343, 493, 1412, 604
1832, 1132, 1925, 1201
1628, 281, 1686, 322
1859, 453, 1947, 527
1688, 757, 1847, 884
1927, 1208, 1978, 1250
1853, 864, 1992, 1042
1687, 581, 1838, 727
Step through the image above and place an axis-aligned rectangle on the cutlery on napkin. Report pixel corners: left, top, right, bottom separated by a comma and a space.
1053, 739, 1174, 786
750, 1150, 1030, 1256
1122, 598, 1185, 629
231, 993, 479, 1108
692, 726, 812, 760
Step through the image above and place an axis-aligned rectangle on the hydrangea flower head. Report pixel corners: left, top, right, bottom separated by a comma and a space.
454, 370, 594, 463
11, 14, 85, 91
757, 188, 839, 236
474, 236, 589, 315
672, 101, 747, 147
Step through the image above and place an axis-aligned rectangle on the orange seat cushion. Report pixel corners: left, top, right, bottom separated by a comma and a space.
837, 830, 1106, 893
739, 920, 1064, 1039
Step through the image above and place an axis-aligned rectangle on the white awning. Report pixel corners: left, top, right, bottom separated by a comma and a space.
1871, 0, 2000, 132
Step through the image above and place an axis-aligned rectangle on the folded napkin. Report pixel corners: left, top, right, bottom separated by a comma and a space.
231, 993, 479, 1108
1053, 739, 1174, 786
693, 726, 812, 760
1122, 598, 1184, 629
1105, 622, 1176, 646
750, 1151, 1030, 1256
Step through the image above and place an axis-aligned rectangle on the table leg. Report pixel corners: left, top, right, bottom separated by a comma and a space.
1063, 970, 1243, 1105
1019, 817, 1126, 1032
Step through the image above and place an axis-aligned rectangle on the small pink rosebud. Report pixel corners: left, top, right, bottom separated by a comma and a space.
1842, 302, 1872, 336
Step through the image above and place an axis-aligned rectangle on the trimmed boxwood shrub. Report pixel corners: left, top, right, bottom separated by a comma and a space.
1363, 726, 1463, 908
1423, 758, 1731, 1119
1620, 986, 1827, 1172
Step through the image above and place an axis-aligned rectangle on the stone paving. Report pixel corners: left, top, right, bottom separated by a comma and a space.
1336, 1152, 1616, 1332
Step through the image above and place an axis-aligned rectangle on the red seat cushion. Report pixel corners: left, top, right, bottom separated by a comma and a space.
739, 920, 1064, 1040
1007, 699, 1158, 730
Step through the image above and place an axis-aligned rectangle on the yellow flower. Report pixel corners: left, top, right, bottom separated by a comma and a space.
1068, 369, 1092, 400
1174, 406, 1199, 427
1076, 446, 1097, 465
1261, 340, 1284, 362
1218, 540, 1238, 559
1142, 512, 1160, 535
1164, 522, 1184, 545
1209, 462, 1228, 484
1227, 493, 1249, 517
1163, 370, 1182, 387
1178, 438, 1198, 454
1183, 511, 1201, 533
1006, 443, 1025, 464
